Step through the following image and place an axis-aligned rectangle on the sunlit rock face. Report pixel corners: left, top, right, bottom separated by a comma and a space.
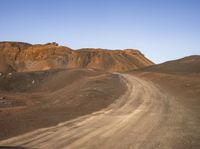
0, 42, 154, 72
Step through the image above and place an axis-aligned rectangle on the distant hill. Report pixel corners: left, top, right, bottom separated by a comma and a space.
0, 42, 153, 72
140, 55, 200, 73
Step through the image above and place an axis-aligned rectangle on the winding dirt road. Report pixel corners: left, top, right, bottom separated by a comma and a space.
0, 74, 199, 149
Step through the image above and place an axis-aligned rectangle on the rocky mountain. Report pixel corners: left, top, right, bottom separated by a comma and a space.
0, 42, 154, 72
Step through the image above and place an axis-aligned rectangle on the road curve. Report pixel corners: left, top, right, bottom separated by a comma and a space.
0, 74, 199, 149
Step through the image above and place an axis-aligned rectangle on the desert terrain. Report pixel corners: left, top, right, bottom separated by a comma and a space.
0, 42, 199, 149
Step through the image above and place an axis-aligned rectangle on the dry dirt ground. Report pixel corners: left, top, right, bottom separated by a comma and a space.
0, 73, 199, 149
134, 72, 200, 115
0, 69, 126, 141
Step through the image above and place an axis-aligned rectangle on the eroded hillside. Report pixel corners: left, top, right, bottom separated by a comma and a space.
0, 42, 153, 72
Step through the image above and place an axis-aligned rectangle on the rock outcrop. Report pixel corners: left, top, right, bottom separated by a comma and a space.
0, 42, 154, 72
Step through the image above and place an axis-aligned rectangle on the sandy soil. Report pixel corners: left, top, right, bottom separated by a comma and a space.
135, 72, 200, 111
0, 74, 199, 149
0, 69, 126, 141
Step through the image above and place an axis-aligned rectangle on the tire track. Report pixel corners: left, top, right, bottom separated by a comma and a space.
0, 74, 199, 149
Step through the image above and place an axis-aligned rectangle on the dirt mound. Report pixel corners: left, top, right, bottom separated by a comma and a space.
0, 68, 127, 140
139, 55, 200, 74
131, 55, 200, 125
0, 42, 153, 72
0, 69, 60, 92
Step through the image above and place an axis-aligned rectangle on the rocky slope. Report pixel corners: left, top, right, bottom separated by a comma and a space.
139, 55, 200, 74
132, 55, 200, 125
0, 42, 153, 72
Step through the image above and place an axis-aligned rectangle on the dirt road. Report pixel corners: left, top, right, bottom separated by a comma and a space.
0, 74, 199, 149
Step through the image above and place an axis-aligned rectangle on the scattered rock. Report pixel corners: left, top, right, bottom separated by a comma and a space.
0, 96, 6, 100
32, 80, 35, 84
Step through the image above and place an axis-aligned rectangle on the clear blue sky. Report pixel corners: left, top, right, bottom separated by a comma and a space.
0, 0, 200, 63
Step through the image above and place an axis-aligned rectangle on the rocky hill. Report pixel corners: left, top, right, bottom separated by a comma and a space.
0, 42, 153, 72
139, 55, 200, 74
